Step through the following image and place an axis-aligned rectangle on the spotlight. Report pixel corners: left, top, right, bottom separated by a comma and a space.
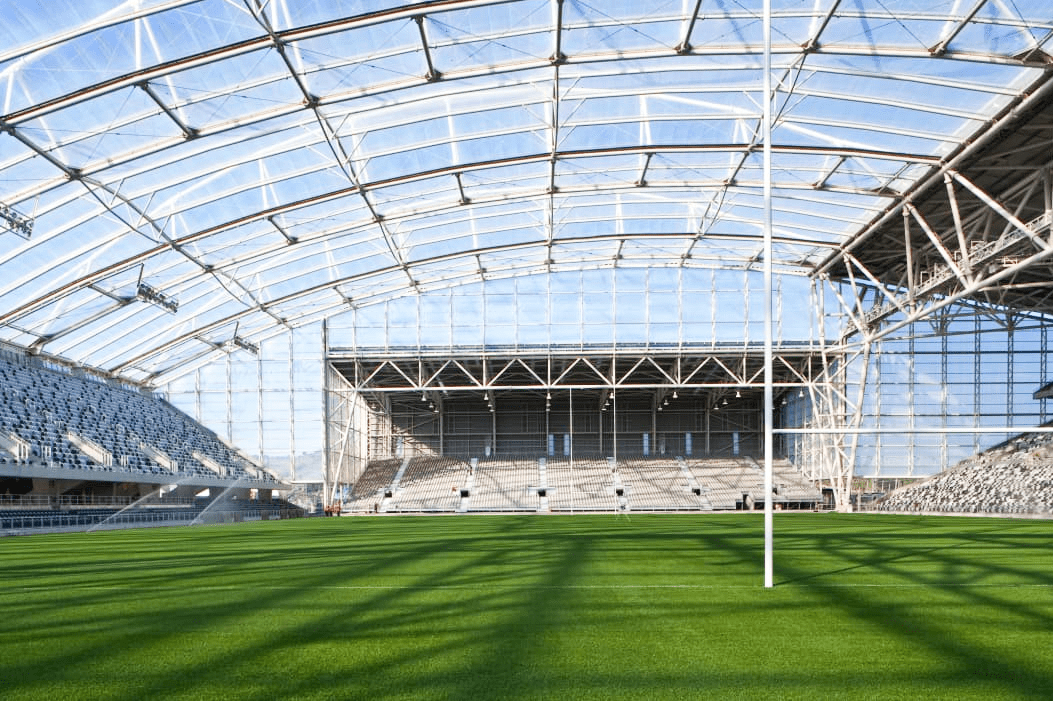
663, 398, 668, 406
722, 398, 728, 406
0, 200, 33, 239
231, 335, 259, 355
672, 391, 678, 399
735, 390, 741, 398
136, 281, 178, 313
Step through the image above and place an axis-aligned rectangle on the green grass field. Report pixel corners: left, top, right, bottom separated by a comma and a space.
2, 513, 1052, 700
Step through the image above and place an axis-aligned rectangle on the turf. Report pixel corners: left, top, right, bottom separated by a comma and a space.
1, 513, 1052, 700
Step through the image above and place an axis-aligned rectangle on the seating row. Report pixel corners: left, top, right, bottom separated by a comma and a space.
0, 354, 277, 484
344, 455, 821, 513
877, 432, 1053, 515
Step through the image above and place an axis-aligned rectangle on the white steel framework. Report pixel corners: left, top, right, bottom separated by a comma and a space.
1, 1, 1051, 384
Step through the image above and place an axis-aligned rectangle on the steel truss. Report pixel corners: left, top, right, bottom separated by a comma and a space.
323, 342, 843, 507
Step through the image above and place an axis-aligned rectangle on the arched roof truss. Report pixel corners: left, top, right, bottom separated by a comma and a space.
0, 0, 1050, 383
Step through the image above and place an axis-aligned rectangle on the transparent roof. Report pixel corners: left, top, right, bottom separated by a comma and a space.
0, 0, 1049, 383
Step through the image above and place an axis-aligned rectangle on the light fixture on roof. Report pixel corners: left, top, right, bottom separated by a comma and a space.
135, 280, 178, 314
722, 397, 728, 406
735, 390, 741, 398
799, 389, 805, 398
227, 322, 258, 355
0, 201, 33, 239
663, 398, 668, 406
231, 335, 259, 356
672, 391, 677, 399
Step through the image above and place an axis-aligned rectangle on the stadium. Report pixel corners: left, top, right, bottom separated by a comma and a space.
1, 1, 1052, 699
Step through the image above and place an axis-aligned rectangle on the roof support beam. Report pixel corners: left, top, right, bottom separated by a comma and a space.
676, 0, 703, 54
803, 0, 842, 52
28, 298, 133, 352
943, 172, 973, 279
860, 231, 1053, 346
843, 252, 911, 321
949, 170, 1053, 252
138, 82, 198, 139
816, 71, 1053, 277
930, 0, 988, 57
905, 203, 969, 285
267, 216, 298, 244
636, 152, 653, 187
902, 209, 916, 310
414, 16, 442, 81
546, 53, 561, 266
815, 155, 846, 190
454, 173, 470, 205
2, 212, 832, 334
551, 0, 566, 64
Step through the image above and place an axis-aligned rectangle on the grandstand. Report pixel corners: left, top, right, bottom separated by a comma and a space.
877, 433, 1053, 516
341, 453, 821, 514
0, 344, 292, 531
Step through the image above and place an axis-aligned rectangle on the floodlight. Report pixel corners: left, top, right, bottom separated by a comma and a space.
231, 336, 259, 355
0, 201, 33, 239
135, 282, 178, 313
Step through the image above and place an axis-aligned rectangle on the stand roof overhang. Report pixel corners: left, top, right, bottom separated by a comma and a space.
0, 0, 1050, 385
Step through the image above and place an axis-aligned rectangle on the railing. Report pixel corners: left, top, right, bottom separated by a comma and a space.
0, 494, 199, 509
1, 506, 304, 533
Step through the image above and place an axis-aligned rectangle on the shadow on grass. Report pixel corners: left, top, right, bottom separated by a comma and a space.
2, 514, 1051, 699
